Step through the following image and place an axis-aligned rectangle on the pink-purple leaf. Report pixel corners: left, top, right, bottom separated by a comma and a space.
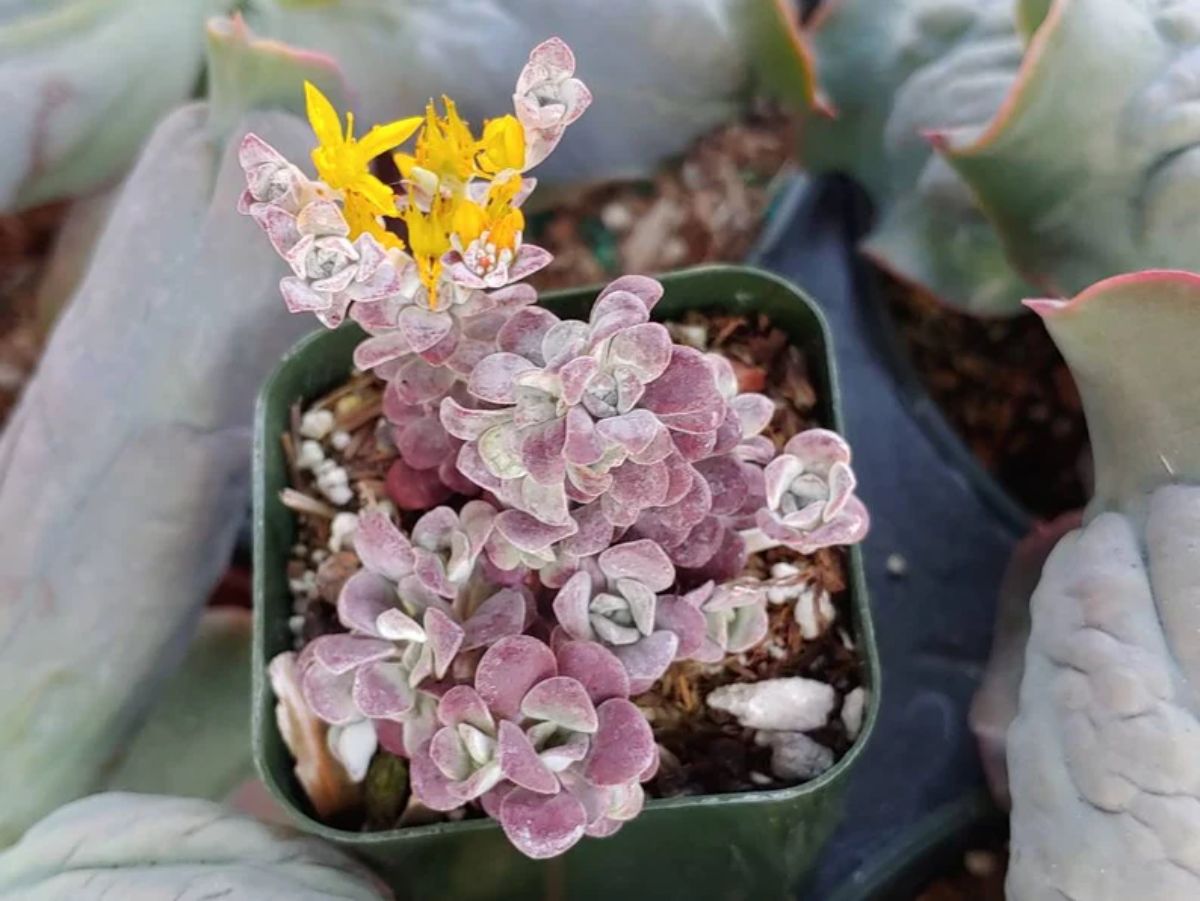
607, 322, 672, 381
462, 588, 527, 650
499, 788, 588, 860
584, 698, 657, 786
499, 307, 559, 362
495, 510, 577, 552
555, 641, 631, 704
437, 685, 495, 732
309, 634, 394, 675
498, 721, 560, 794
352, 660, 416, 718
469, 353, 538, 404
612, 631, 679, 694
563, 407, 606, 466
354, 509, 415, 582
429, 726, 473, 780
337, 570, 397, 635
597, 275, 663, 312
424, 607, 465, 678
398, 305, 455, 354
410, 743, 469, 812
476, 636, 558, 720
299, 664, 358, 725
552, 571, 596, 642
598, 540, 675, 593
588, 291, 650, 343
521, 676, 599, 733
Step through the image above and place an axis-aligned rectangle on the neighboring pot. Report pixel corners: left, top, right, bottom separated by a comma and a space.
252, 265, 880, 901
827, 793, 1006, 901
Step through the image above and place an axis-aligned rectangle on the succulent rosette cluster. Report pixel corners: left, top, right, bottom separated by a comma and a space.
250, 37, 871, 860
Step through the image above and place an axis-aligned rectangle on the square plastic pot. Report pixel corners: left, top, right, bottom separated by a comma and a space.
253, 264, 880, 901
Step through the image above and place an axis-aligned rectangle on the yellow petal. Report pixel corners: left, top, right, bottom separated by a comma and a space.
354, 172, 400, 215
359, 116, 423, 160
304, 81, 343, 148
478, 115, 525, 174
452, 200, 488, 245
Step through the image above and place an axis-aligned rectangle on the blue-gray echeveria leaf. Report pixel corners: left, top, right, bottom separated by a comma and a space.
786, 0, 1039, 316
0, 793, 388, 899
0, 0, 234, 212
937, 0, 1200, 298
242, 0, 752, 186
1006, 272, 1200, 898
102, 608, 254, 801
0, 102, 314, 845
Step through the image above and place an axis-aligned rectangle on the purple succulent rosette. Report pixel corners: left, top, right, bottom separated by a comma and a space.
754, 429, 870, 554
409, 636, 655, 858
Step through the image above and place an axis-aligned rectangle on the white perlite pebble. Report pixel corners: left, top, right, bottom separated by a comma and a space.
328, 512, 359, 552
794, 585, 836, 640
755, 730, 834, 781
331, 430, 352, 450
706, 677, 835, 731
296, 439, 324, 470
841, 687, 867, 740
300, 408, 336, 440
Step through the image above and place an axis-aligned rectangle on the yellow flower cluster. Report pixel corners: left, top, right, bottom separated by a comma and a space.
304, 82, 530, 303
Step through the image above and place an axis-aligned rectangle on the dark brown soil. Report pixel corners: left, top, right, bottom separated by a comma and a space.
279, 312, 863, 824
0, 202, 65, 428
528, 108, 795, 291
883, 274, 1089, 520
915, 843, 1007, 901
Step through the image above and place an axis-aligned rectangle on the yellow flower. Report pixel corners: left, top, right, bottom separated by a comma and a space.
453, 174, 525, 254
402, 193, 459, 304
343, 193, 405, 252
305, 81, 420, 218
476, 115, 526, 176
394, 98, 478, 192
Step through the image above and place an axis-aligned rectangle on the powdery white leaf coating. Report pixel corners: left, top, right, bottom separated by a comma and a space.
583, 699, 656, 786
1006, 486, 1200, 900
475, 636, 558, 720
0, 794, 387, 899
705, 677, 836, 732
498, 721, 560, 794
555, 641, 631, 704
521, 676, 599, 734
499, 788, 589, 860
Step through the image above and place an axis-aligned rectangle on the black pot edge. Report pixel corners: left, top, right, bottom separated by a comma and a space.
826, 791, 1006, 901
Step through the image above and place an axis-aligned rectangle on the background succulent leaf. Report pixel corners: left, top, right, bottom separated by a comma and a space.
1004, 272, 1200, 895
0, 793, 388, 899
939, 0, 1200, 297
241, 0, 753, 187
101, 608, 255, 801
793, 0, 1038, 316
0, 0, 232, 212
205, 14, 348, 142
0, 104, 313, 846
1030, 271, 1200, 520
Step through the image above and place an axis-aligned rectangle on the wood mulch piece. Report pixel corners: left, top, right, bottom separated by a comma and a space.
0, 202, 66, 428
884, 274, 1089, 520
527, 107, 795, 292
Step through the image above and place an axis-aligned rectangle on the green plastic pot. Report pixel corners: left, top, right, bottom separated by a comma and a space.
253, 264, 880, 901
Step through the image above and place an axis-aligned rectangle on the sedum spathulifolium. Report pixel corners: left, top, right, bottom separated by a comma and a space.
240, 38, 870, 859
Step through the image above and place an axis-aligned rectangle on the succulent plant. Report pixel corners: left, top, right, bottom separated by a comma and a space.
989, 271, 1200, 898
0, 28, 331, 841
754, 429, 870, 554
245, 38, 873, 862
409, 635, 655, 858
0, 794, 388, 899
765, 0, 1036, 316
935, 0, 1200, 299
551, 540, 692, 691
